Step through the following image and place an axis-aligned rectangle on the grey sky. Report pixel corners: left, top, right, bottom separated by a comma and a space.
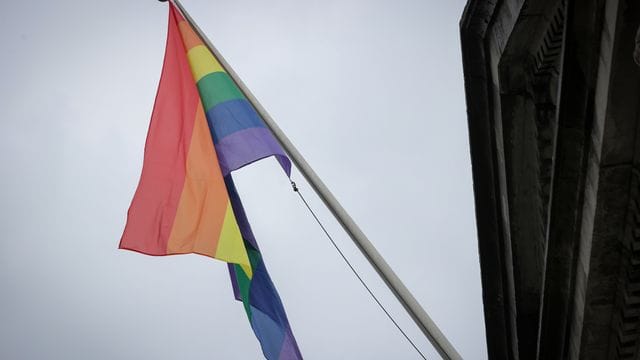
0, 0, 485, 359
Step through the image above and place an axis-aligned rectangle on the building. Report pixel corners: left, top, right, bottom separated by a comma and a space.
460, 0, 640, 359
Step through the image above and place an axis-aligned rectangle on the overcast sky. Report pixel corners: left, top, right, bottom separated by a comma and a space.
0, 0, 485, 359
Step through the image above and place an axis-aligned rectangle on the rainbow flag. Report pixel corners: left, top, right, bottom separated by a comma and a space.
119, 3, 250, 273
226, 176, 303, 360
121, 3, 301, 359
175, 5, 291, 177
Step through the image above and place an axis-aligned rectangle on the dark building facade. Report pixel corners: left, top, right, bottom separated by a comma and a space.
460, 1, 640, 359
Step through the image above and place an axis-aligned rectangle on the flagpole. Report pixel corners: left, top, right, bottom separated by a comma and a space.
169, 1, 461, 359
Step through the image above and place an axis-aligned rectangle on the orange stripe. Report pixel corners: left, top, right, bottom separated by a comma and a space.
178, 20, 204, 51
166, 103, 229, 257
119, 5, 198, 256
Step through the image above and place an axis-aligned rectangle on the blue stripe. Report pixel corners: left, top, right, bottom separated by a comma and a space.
250, 306, 286, 360
249, 253, 288, 325
205, 98, 265, 144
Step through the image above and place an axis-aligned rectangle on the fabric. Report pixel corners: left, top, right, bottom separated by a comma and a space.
225, 176, 303, 360
121, 3, 301, 359
175, 8, 291, 177
119, 4, 250, 275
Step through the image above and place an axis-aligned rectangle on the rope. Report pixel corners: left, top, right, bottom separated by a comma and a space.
290, 181, 428, 360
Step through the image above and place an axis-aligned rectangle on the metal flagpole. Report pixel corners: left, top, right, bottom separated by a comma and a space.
169, 1, 462, 358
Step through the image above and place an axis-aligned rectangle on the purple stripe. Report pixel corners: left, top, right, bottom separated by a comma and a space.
216, 127, 291, 176
279, 328, 303, 360
228, 263, 241, 301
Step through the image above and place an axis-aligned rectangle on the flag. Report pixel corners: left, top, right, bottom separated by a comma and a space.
174, 5, 291, 177
121, 2, 301, 359
119, 1, 250, 275
226, 176, 303, 360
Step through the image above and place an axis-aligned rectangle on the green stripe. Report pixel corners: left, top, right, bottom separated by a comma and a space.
196, 72, 245, 112
234, 263, 252, 318
234, 247, 262, 319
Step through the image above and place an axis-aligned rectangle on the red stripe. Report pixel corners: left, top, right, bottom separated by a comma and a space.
119, 6, 200, 255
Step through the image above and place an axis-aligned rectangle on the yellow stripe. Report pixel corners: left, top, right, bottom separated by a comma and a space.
216, 202, 252, 277
187, 45, 225, 83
